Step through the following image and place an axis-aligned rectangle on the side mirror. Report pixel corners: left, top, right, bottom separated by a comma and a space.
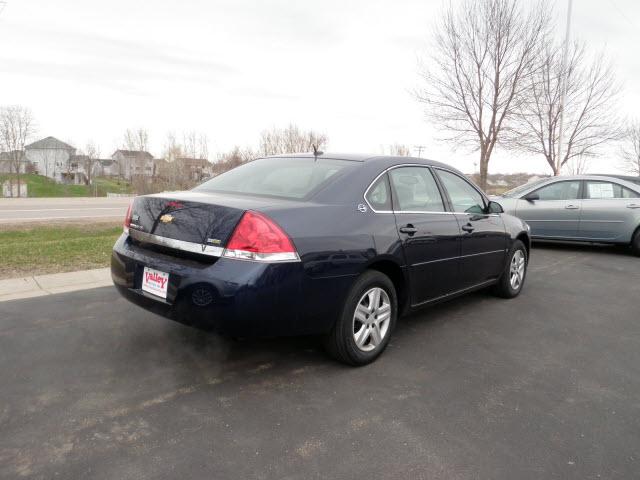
524, 192, 540, 202
487, 200, 504, 214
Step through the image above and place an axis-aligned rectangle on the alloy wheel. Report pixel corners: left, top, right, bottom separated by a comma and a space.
352, 287, 391, 352
509, 250, 526, 291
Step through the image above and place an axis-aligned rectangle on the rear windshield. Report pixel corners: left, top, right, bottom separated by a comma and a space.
195, 157, 356, 199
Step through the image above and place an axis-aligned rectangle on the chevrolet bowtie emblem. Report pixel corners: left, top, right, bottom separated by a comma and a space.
160, 214, 174, 224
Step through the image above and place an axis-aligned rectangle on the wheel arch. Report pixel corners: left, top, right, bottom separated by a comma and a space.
365, 258, 409, 316
515, 231, 531, 259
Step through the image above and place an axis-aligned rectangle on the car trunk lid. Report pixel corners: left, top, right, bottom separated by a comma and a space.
128, 192, 255, 252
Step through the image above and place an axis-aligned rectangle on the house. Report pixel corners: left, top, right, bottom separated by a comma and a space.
178, 157, 213, 181
92, 159, 121, 178
25, 136, 75, 181
111, 150, 155, 179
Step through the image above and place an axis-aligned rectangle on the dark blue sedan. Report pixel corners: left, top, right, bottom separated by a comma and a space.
112, 153, 531, 365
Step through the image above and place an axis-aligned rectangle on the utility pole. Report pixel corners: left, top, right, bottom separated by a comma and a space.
556, 0, 573, 175
414, 145, 426, 158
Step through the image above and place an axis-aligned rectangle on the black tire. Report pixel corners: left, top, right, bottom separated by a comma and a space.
632, 230, 640, 257
493, 240, 528, 299
324, 270, 397, 366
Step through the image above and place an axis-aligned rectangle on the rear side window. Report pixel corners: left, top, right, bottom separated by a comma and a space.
365, 174, 392, 211
195, 157, 356, 199
532, 181, 580, 201
585, 181, 639, 199
389, 167, 445, 212
436, 169, 485, 214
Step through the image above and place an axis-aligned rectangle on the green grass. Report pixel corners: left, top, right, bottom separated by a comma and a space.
0, 174, 133, 197
0, 224, 122, 278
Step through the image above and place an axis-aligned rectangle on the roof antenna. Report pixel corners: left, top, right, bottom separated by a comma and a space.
312, 144, 323, 161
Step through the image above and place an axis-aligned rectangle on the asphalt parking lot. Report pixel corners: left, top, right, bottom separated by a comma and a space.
1, 245, 639, 479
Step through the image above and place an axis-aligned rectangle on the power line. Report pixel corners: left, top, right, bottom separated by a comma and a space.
413, 145, 426, 158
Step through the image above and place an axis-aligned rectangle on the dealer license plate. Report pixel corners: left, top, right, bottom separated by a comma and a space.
142, 267, 169, 299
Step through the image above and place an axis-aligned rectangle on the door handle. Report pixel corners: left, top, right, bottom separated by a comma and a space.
399, 224, 418, 235
461, 223, 475, 233
565, 204, 580, 210
627, 204, 640, 209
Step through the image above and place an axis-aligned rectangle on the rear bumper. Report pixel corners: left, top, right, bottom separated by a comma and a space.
112, 233, 305, 336
111, 234, 353, 336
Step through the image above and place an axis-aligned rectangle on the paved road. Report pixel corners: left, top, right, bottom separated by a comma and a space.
1, 245, 639, 479
0, 197, 131, 224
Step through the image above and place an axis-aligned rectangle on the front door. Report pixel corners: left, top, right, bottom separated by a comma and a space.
515, 180, 582, 239
434, 168, 507, 288
388, 166, 461, 306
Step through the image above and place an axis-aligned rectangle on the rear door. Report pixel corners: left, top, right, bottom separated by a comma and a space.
515, 180, 582, 238
386, 166, 461, 305
578, 180, 640, 242
434, 168, 507, 288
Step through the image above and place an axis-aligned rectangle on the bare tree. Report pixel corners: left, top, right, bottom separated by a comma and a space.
83, 140, 101, 185
417, 0, 549, 189
209, 146, 257, 176
564, 154, 589, 175
258, 124, 328, 156
509, 42, 621, 175
122, 128, 149, 152
0, 105, 35, 197
182, 131, 209, 159
620, 120, 640, 176
383, 144, 412, 156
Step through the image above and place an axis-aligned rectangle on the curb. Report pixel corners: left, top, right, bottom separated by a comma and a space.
0, 268, 112, 302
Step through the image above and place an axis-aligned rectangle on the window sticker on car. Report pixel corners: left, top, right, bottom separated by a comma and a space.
589, 183, 614, 199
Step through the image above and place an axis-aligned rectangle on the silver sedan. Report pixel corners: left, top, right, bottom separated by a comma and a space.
493, 175, 640, 256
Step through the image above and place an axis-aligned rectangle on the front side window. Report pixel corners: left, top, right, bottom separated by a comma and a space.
365, 173, 392, 211
532, 181, 580, 201
585, 181, 639, 199
436, 169, 485, 214
389, 167, 445, 212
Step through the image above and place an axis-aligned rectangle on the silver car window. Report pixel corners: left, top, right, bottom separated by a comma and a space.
532, 181, 581, 201
584, 181, 639, 199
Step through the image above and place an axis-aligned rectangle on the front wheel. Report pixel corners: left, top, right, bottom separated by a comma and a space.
493, 240, 528, 299
324, 270, 397, 366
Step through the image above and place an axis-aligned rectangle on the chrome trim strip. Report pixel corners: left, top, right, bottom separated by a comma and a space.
411, 249, 506, 267
412, 279, 497, 307
363, 163, 453, 214
222, 248, 300, 263
363, 163, 493, 215
129, 229, 224, 257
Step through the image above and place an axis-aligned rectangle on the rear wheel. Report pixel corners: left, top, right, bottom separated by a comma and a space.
324, 271, 397, 366
632, 229, 640, 257
493, 240, 528, 299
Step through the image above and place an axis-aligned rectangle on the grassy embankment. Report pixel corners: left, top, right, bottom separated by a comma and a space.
0, 174, 133, 197
0, 224, 122, 279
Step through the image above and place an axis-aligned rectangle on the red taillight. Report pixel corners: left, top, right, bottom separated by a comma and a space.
224, 211, 299, 262
123, 200, 133, 233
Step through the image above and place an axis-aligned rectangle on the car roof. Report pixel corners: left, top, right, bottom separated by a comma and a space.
264, 152, 461, 171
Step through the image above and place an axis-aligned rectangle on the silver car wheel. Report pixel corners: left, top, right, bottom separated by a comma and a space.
352, 287, 391, 352
509, 250, 526, 291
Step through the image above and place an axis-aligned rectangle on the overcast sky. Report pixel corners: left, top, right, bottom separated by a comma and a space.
0, 0, 639, 174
